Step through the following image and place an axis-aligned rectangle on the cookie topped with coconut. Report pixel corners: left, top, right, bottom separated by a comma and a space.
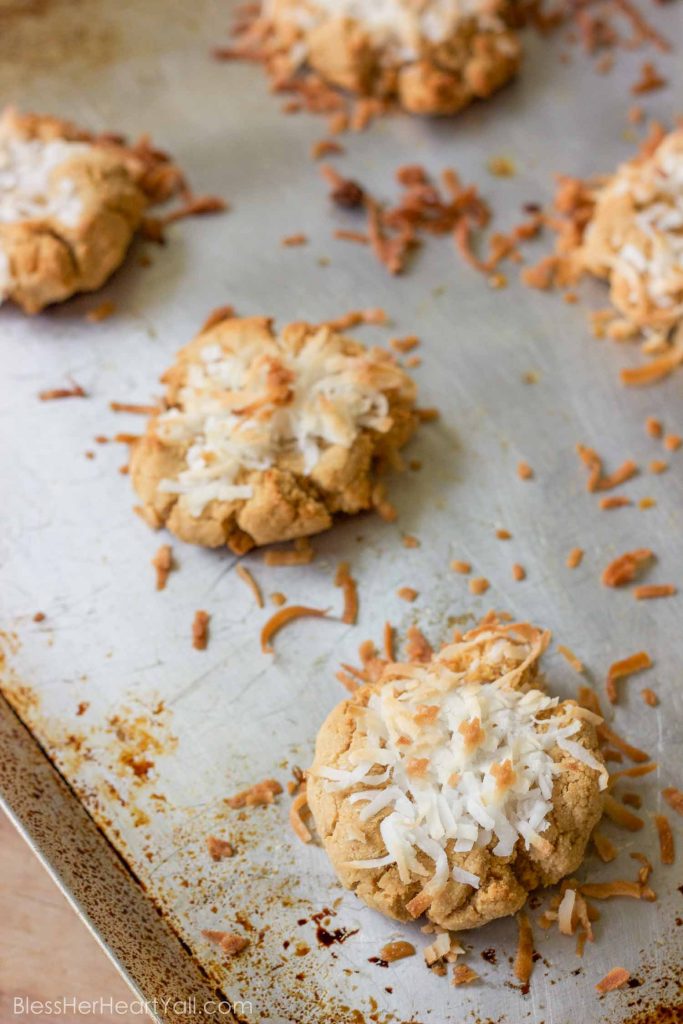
308, 619, 607, 931
131, 313, 418, 552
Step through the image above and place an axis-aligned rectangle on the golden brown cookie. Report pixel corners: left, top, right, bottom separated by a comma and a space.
258, 0, 522, 116
130, 314, 418, 553
0, 108, 197, 314
577, 127, 683, 342
308, 620, 606, 931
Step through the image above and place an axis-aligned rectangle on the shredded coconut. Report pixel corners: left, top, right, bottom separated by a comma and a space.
583, 128, 683, 329
264, 0, 504, 63
0, 133, 90, 228
157, 326, 404, 516
319, 639, 606, 893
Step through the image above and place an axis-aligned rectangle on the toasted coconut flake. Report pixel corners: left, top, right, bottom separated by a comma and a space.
282, 233, 308, 247
260, 605, 328, 653
335, 561, 359, 625
655, 814, 674, 864
602, 548, 653, 587
600, 495, 632, 510
380, 940, 415, 963
603, 794, 644, 831
451, 560, 471, 574
558, 645, 584, 674
620, 344, 683, 387
634, 584, 677, 600
593, 831, 618, 863
606, 650, 652, 703
200, 305, 235, 333
596, 967, 630, 993
86, 299, 116, 323
453, 965, 479, 986
290, 788, 312, 844
405, 625, 432, 662
608, 762, 657, 782
514, 912, 534, 987
598, 724, 650, 763
566, 547, 584, 569
192, 610, 210, 650
423, 930, 451, 966
226, 778, 282, 809
110, 401, 159, 414
385, 618, 395, 659
581, 880, 643, 900
202, 930, 249, 957
406, 889, 434, 919
232, 565, 262, 609
39, 382, 87, 401
151, 544, 173, 591
662, 786, 683, 816
206, 835, 234, 861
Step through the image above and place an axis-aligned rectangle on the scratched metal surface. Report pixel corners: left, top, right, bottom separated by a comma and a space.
0, 1, 682, 1022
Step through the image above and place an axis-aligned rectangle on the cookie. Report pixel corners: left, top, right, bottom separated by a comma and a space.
578, 127, 683, 341
260, 0, 521, 116
0, 108, 186, 314
308, 619, 606, 931
130, 314, 418, 553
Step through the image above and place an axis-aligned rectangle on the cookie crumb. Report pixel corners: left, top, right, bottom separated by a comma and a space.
270, 592, 286, 606
402, 534, 420, 549
202, 930, 248, 957
664, 433, 681, 451
85, 299, 116, 323
602, 549, 653, 587
282, 233, 308, 247
33, 611, 46, 623
39, 382, 87, 401
226, 778, 282, 809
512, 564, 526, 581
379, 941, 415, 963
645, 416, 663, 438
397, 587, 418, 602
452, 964, 479, 985
517, 461, 533, 480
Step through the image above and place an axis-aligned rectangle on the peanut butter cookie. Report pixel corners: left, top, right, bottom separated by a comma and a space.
131, 314, 418, 553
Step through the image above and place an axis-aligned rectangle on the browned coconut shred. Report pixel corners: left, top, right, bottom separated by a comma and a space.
260, 605, 328, 653
236, 564, 264, 608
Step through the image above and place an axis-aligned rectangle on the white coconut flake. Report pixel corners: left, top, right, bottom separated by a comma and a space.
0, 133, 91, 228
265, 0, 502, 64
452, 866, 481, 889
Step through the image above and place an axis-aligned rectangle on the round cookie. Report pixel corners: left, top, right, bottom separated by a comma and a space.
130, 314, 418, 553
578, 127, 683, 338
0, 108, 187, 314
259, 0, 522, 116
308, 620, 606, 931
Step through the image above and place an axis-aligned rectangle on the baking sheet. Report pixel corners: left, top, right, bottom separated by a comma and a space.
1, 1, 682, 1022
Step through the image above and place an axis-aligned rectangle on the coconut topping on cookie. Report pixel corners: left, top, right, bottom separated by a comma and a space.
265, 0, 507, 62
316, 661, 607, 891
157, 326, 405, 516
131, 315, 418, 552
0, 133, 91, 229
580, 127, 683, 335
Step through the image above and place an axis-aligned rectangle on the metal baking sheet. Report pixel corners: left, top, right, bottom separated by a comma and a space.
1, 2, 682, 1022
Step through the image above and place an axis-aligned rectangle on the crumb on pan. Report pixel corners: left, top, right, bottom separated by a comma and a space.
206, 835, 234, 861
226, 778, 283, 809
596, 967, 630, 993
